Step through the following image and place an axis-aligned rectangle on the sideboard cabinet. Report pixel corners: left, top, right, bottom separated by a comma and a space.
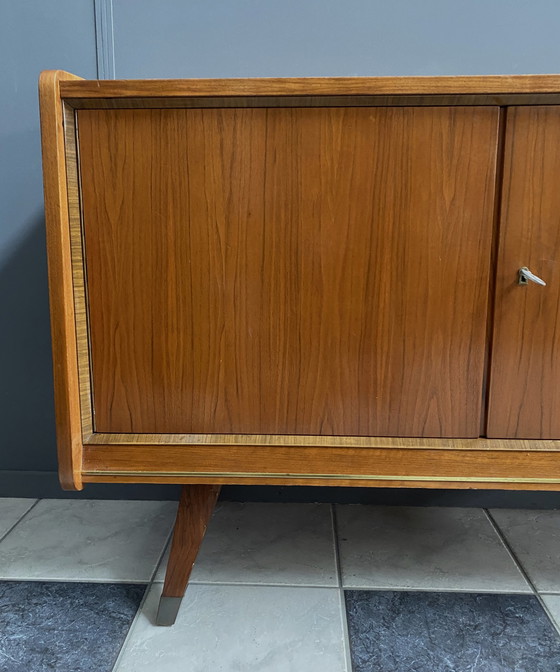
39, 71, 560, 624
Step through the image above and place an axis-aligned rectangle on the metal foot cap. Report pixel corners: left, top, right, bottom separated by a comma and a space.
156, 596, 183, 626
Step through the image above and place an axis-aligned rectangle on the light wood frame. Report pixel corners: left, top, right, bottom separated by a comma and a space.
40, 70, 560, 491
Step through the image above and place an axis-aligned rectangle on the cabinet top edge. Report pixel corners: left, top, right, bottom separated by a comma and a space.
55, 73, 560, 99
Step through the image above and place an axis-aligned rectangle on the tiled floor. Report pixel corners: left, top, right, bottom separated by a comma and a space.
1, 499, 560, 671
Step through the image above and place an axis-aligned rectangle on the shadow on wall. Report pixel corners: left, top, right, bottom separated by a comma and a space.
0, 219, 57, 472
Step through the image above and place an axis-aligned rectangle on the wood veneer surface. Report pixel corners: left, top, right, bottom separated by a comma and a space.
488, 106, 560, 438
60, 74, 560, 99
39, 70, 84, 490
79, 106, 499, 437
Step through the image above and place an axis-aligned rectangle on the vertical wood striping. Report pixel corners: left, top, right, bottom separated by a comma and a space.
63, 105, 94, 438
79, 106, 499, 437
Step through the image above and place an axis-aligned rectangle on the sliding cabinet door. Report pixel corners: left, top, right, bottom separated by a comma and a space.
488, 107, 560, 439
78, 106, 499, 437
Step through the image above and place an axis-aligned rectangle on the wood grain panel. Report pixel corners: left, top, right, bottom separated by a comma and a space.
60, 74, 560, 99
63, 94, 560, 110
81, 442, 560, 488
488, 107, 560, 438
78, 106, 498, 437
84, 432, 560, 451
160, 485, 220, 598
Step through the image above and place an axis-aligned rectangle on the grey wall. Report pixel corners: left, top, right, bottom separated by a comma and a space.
0, 1, 96, 479
111, 0, 560, 79
1, 0, 560, 504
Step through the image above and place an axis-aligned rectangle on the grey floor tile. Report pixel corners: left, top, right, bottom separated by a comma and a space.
490, 509, 560, 593
336, 505, 529, 592
0, 581, 145, 672
345, 591, 560, 672
542, 595, 560, 632
0, 498, 36, 539
114, 583, 347, 672
0, 499, 176, 582
154, 502, 337, 586
153, 540, 170, 582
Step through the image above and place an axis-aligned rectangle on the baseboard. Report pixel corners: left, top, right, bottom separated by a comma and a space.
221, 485, 560, 508
0, 471, 560, 507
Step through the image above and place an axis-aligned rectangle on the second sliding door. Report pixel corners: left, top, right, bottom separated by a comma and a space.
78, 105, 499, 437
487, 107, 560, 439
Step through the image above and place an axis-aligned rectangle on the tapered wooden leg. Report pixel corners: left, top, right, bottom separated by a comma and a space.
156, 484, 221, 626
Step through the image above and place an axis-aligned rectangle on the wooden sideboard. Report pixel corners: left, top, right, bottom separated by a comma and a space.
39, 71, 560, 624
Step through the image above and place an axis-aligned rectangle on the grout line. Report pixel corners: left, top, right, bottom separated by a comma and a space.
110, 579, 152, 672
537, 594, 560, 639
331, 504, 343, 589
111, 520, 176, 671
148, 527, 174, 584
0, 499, 40, 545
337, 589, 354, 672
152, 580, 341, 589
331, 504, 354, 672
0, 577, 154, 585
337, 585, 533, 594
484, 509, 560, 637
